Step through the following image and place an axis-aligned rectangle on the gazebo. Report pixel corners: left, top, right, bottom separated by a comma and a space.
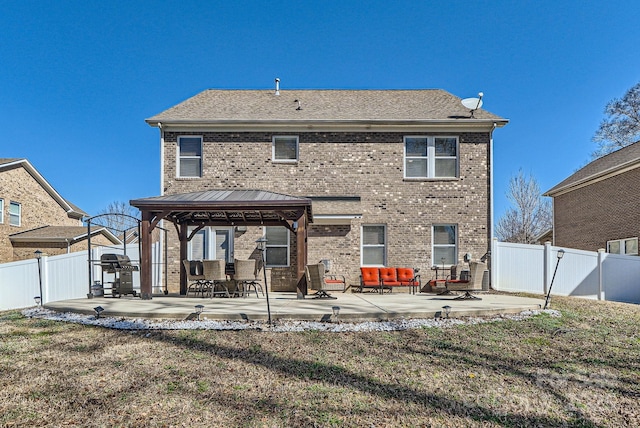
130, 190, 313, 300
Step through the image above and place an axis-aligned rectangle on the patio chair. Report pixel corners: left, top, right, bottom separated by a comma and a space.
202, 259, 230, 298
379, 267, 401, 292
444, 261, 486, 300
396, 267, 421, 294
305, 263, 337, 299
234, 259, 259, 298
183, 260, 206, 297
358, 267, 385, 293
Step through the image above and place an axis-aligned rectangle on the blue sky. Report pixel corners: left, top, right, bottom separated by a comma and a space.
2, 1, 639, 221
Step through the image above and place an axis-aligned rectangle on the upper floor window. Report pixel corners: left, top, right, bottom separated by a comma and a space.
404, 136, 458, 179
178, 136, 202, 177
272, 136, 298, 163
361, 224, 386, 266
0, 199, 3, 223
9, 201, 21, 226
432, 224, 457, 266
607, 237, 638, 256
265, 226, 290, 267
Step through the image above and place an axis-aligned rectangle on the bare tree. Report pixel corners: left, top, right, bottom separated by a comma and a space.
592, 82, 640, 159
496, 170, 552, 244
92, 201, 140, 237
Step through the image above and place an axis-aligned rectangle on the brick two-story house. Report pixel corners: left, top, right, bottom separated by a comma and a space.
0, 158, 118, 262
544, 141, 640, 254
134, 86, 508, 297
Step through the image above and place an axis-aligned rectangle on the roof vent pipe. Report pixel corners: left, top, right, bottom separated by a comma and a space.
275, 78, 280, 96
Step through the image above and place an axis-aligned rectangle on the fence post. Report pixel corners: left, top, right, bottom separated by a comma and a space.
41, 255, 49, 304
597, 248, 605, 301
543, 242, 552, 295
491, 238, 498, 290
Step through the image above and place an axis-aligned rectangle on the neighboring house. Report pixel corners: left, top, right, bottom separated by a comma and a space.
544, 141, 640, 254
0, 158, 116, 262
10, 225, 121, 260
142, 86, 508, 294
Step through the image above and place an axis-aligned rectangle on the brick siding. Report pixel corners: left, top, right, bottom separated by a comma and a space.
0, 165, 81, 263
162, 131, 491, 291
553, 167, 640, 251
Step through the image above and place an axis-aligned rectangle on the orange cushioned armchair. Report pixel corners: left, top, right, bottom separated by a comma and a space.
379, 267, 401, 292
396, 267, 421, 294
358, 267, 383, 293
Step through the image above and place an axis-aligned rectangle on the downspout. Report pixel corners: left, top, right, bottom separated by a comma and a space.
489, 122, 497, 289
66, 238, 71, 254
158, 122, 165, 295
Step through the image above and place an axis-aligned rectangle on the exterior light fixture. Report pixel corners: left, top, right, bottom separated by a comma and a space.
442, 305, 452, 319
544, 249, 566, 310
255, 237, 272, 326
34, 296, 41, 306
94, 306, 104, 319
34, 250, 44, 306
332, 306, 340, 323
194, 304, 204, 320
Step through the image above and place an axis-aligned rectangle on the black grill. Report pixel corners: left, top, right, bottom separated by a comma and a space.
100, 254, 139, 297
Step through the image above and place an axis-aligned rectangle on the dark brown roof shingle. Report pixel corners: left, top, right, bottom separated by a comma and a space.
545, 141, 640, 195
146, 89, 507, 124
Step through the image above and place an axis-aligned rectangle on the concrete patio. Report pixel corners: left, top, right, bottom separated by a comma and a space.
44, 291, 545, 322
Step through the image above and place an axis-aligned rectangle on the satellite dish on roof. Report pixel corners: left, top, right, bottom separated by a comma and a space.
461, 92, 484, 118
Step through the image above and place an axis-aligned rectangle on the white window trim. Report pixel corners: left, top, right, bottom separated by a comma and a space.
187, 226, 235, 262
361, 224, 387, 266
272, 135, 299, 163
607, 237, 638, 255
9, 201, 21, 227
0, 199, 4, 223
404, 135, 459, 179
265, 226, 290, 267
177, 135, 203, 178
432, 224, 458, 267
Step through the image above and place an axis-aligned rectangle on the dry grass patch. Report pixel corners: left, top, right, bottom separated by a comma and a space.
1, 296, 639, 427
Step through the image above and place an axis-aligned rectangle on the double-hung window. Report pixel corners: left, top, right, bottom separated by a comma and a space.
178, 136, 202, 177
265, 226, 290, 267
432, 224, 457, 266
9, 201, 21, 226
361, 224, 386, 266
607, 237, 638, 255
272, 136, 298, 163
404, 136, 458, 179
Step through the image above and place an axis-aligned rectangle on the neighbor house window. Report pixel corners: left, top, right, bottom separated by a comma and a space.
433, 224, 457, 266
607, 237, 638, 256
404, 136, 458, 179
9, 201, 21, 226
272, 136, 298, 162
0, 199, 3, 223
361, 224, 386, 266
178, 136, 202, 177
265, 226, 289, 267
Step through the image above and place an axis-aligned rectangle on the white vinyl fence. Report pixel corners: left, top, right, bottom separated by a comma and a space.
2, 240, 639, 312
0, 244, 163, 311
492, 240, 640, 304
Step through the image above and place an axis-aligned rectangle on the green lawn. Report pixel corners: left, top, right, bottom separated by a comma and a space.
1, 295, 639, 427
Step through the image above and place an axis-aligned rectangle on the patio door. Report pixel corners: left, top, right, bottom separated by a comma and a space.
187, 227, 234, 262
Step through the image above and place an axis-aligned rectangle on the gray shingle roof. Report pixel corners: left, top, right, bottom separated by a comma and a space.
9, 226, 120, 243
544, 141, 640, 195
146, 89, 507, 124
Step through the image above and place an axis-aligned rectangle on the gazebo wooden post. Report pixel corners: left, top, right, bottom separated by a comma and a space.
296, 215, 308, 299
179, 224, 188, 295
140, 211, 153, 300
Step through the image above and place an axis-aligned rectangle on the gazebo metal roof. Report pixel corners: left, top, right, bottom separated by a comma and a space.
130, 189, 313, 226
